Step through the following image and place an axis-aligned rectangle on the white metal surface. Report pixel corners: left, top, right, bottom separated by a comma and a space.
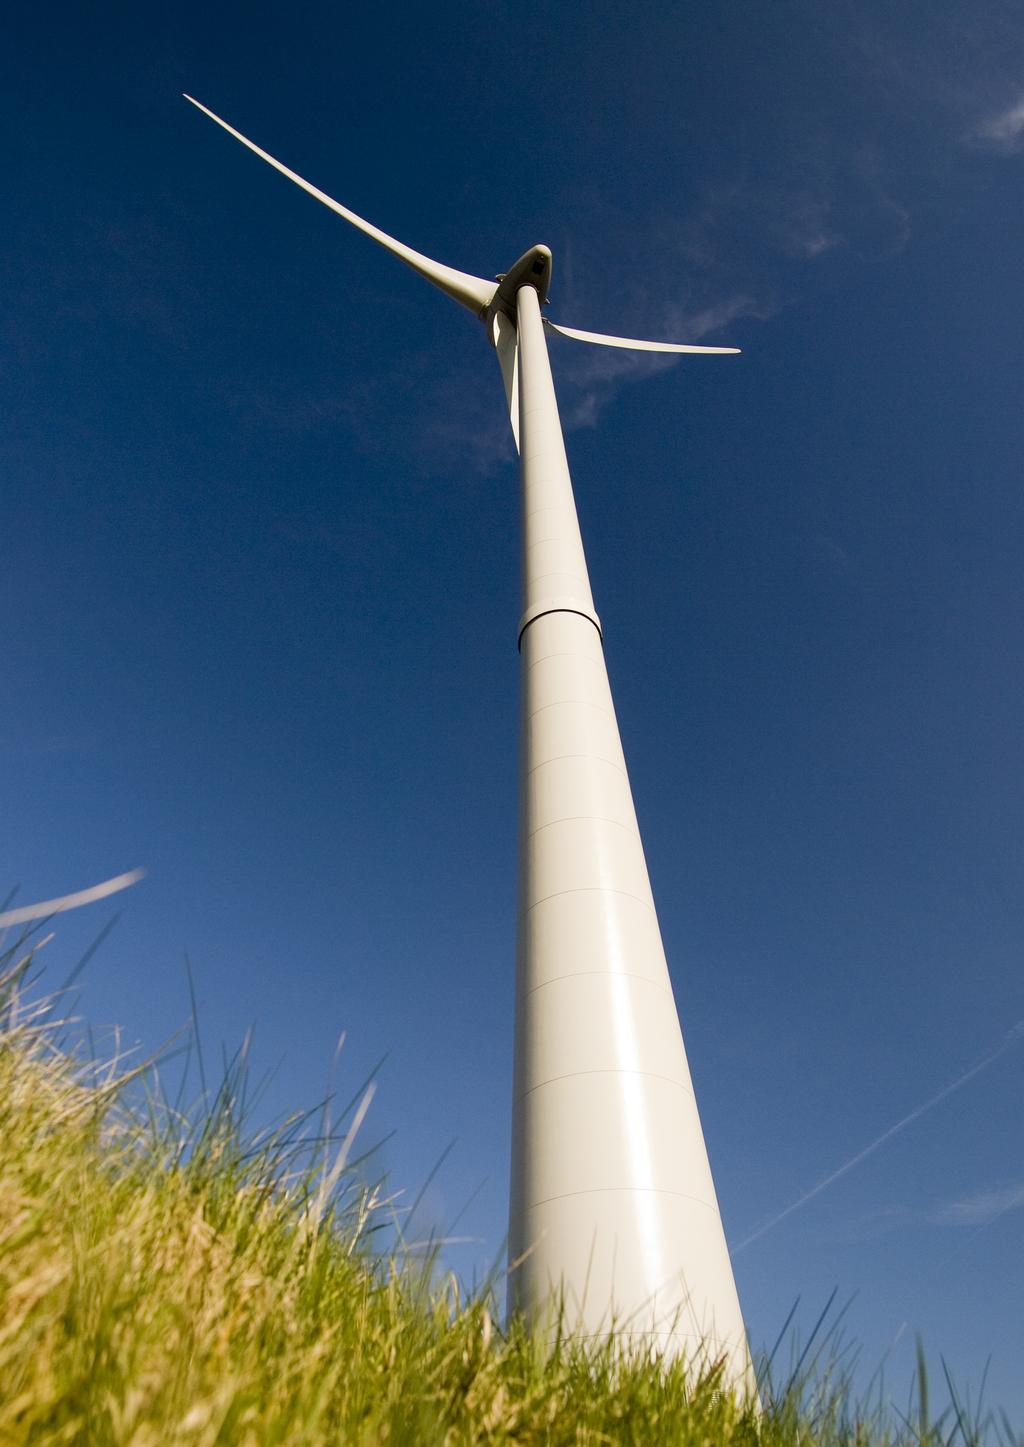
182, 96, 496, 316
492, 311, 521, 453
185, 98, 753, 1391
544, 317, 740, 354
509, 285, 752, 1388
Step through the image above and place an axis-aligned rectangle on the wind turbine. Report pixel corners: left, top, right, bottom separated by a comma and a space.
185, 96, 754, 1389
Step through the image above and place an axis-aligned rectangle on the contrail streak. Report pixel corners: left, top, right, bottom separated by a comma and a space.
733, 1017, 1024, 1254
0, 870, 145, 928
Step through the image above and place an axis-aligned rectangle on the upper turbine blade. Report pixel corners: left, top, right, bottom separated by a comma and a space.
544, 319, 740, 354
183, 96, 496, 317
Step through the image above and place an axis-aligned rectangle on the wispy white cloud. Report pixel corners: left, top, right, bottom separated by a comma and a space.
680, 179, 845, 265
927, 1181, 1024, 1227
675, 146, 912, 277
968, 95, 1024, 152
839, 1180, 1024, 1241
553, 291, 771, 433
222, 336, 515, 478
733, 1017, 1024, 1253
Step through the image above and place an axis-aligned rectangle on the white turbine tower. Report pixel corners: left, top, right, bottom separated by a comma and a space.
186, 96, 754, 1389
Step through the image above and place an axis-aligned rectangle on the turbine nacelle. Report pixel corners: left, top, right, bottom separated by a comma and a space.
183, 95, 741, 460
489, 244, 553, 322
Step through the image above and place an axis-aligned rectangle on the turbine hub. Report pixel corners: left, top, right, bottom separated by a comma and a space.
487, 245, 552, 325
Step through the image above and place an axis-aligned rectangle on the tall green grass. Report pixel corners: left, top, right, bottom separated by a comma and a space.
0, 930, 1015, 1445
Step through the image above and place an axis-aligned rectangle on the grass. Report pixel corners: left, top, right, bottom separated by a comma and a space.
0, 930, 1017, 1446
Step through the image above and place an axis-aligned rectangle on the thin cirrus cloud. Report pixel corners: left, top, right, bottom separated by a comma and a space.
967, 95, 1024, 152
927, 1182, 1024, 1228
732, 1018, 1024, 1253
243, 129, 921, 470
554, 290, 768, 433
307, 287, 767, 473
845, 1182, 1024, 1241
676, 153, 912, 273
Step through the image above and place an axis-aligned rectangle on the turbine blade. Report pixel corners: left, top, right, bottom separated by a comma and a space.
491, 312, 520, 452
183, 96, 496, 317
544, 318, 740, 354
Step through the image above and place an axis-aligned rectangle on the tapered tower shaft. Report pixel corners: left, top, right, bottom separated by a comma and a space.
508, 284, 751, 1382
181, 93, 753, 1387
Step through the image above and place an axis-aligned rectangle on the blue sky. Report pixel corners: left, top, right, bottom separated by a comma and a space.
3, 0, 1023, 1420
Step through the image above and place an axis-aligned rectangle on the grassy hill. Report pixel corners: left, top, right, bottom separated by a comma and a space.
0, 940, 1010, 1446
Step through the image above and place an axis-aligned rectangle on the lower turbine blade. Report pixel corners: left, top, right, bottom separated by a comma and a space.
492, 312, 520, 452
544, 318, 739, 354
